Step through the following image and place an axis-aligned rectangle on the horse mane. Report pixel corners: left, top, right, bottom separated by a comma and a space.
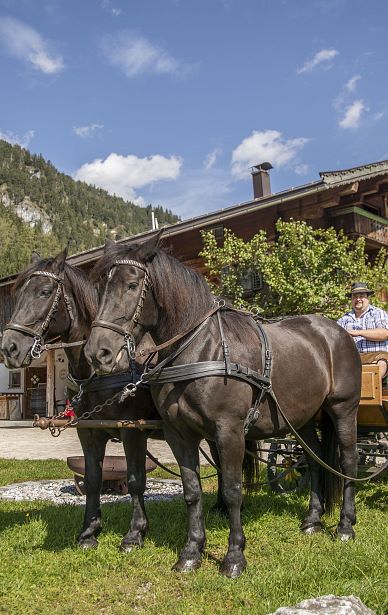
13, 257, 98, 324
91, 242, 214, 335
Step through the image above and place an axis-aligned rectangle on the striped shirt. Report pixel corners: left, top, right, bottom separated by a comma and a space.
337, 305, 388, 353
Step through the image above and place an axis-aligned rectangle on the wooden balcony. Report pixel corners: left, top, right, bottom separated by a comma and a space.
330, 206, 388, 249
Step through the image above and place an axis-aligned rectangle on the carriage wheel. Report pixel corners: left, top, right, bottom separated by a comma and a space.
267, 442, 309, 494
74, 475, 86, 495
102, 479, 128, 495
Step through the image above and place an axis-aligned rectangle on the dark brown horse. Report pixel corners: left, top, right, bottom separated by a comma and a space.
1, 248, 255, 551
84, 233, 360, 578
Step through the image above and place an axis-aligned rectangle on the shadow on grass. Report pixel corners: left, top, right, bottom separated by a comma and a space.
1, 479, 386, 556
0, 489, 308, 554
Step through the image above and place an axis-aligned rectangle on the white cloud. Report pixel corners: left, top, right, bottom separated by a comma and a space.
204, 148, 222, 170
338, 100, 366, 129
154, 168, 233, 219
0, 129, 34, 148
101, 31, 185, 78
73, 123, 104, 138
345, 75, 361, 92
231, 130, 308, 179
297, 48, 339, 74
294, 163, 310, 176
101, 0, 122, 16
73, 152, 183, 202
0, 16, 64, 74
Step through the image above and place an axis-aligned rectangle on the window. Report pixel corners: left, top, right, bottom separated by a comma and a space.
241, 269, 263, 293
363, 203, 380, 216
9, 371, 21, 389
210, 225, 224, 242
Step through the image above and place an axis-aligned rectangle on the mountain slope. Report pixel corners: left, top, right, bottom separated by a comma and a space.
0, 139, 179, 276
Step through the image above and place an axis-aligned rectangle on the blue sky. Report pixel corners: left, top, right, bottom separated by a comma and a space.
1, 0, 388, 220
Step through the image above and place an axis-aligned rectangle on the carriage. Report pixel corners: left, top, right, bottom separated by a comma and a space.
266, 364, 388, 493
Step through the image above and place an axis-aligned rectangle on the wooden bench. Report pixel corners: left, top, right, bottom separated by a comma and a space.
358, 364, 388, 428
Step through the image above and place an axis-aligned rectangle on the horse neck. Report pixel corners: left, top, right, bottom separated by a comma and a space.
151, 258, 214, 345
60, 286, 94, 380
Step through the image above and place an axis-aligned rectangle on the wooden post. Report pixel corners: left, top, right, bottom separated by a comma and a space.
46, 349, 55, 417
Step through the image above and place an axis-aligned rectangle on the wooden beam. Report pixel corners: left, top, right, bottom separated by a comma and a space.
46, 350, 55, 417
339, 181, 359, 196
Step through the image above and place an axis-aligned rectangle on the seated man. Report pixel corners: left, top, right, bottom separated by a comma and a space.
337, 282, 388, 383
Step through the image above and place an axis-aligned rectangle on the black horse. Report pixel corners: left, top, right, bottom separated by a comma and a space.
85, 233, 360, 578
1, 247, 255, 551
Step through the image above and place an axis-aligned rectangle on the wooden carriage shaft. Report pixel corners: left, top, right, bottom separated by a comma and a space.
33, 417, 163, 430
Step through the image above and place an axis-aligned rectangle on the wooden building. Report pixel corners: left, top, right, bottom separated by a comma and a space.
0, 159, 387, 420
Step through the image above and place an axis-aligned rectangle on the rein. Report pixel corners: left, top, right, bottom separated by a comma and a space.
4, 270, 82, 359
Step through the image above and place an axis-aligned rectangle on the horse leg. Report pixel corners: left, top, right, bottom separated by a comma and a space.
77, 428, 110, 549
120, 430, 149, 552
328, 408, 358, 541
215, 426, 247, 578
206, 440, 228, 515
164, 427, 205, 572
297, 422, 325, 534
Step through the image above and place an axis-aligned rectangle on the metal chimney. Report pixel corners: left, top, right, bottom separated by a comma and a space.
251, 162, 273, 199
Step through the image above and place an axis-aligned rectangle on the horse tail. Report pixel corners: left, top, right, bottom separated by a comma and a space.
242, 439, 261, 493
320, 410, 342, 515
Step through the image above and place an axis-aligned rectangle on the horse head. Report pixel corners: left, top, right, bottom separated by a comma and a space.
84, 232, 162, 374
1, 246, 82, 368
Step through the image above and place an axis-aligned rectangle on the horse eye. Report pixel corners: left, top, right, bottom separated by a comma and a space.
39, 288, 52, 298
128, 282, 138, 290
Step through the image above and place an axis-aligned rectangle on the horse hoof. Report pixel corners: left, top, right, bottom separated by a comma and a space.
120, 540, 143, 553
301, 521, 322, 535
337, 530, 355, 542
77, 537, 98, 550
172, 558, 202, 573
220, 556, 247, 578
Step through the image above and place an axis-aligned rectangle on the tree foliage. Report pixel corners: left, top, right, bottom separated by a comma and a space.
200, 220, 388, 319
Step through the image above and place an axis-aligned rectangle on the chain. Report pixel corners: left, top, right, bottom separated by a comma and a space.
48, 388, 122, 437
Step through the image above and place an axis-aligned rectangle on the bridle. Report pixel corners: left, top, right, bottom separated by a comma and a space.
5, 270, 74, 360
91, 259, 153, 361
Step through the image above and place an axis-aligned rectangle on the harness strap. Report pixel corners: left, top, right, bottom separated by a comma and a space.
144, 360, 270, 387
4, 323, 39, 338
217, 310, 231, 376
91, 320, 129, 336
66, 369, 149, 394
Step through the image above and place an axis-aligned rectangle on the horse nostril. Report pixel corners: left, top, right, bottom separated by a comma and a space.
96, 348, 113, 366
8, 342, 18, 358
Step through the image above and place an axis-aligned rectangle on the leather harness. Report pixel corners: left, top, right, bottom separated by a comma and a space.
91, 258, 273, 434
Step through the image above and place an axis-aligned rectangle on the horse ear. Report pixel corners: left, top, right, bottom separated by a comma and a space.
51, 246, 68, 274
104, 238, 115, 253
137, 230, 163, 262
30, 251, 41, 264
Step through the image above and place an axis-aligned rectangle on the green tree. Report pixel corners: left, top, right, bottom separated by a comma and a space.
200, 220, 388, 319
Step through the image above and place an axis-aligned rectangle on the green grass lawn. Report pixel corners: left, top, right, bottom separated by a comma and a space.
0, 459, 387, 615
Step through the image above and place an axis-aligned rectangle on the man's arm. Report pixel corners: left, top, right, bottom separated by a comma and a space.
348, 328, 388, 341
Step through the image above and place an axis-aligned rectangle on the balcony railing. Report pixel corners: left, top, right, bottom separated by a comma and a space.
330, 206, 388, 247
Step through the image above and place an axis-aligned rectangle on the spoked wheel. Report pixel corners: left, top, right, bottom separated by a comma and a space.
267, 441, 310, 494
74, 475, 86, 495
73, 475, 129, 496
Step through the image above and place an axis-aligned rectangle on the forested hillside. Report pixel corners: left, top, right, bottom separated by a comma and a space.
0, 140, 179, 277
